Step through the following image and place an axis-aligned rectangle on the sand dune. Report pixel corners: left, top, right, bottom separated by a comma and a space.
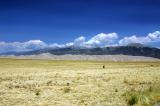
1, 53, 160, 61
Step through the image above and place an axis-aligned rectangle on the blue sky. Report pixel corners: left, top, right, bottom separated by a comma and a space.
0, 0, 160, 53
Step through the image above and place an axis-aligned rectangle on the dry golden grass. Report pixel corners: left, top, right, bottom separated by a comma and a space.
0, 58, 159, 106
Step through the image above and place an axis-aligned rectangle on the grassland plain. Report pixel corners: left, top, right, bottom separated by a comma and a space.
0, 58, 160, 106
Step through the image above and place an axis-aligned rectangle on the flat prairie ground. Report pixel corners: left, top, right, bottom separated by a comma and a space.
0, 58, 160, 106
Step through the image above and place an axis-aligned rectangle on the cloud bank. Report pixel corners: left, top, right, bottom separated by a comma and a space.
0, 31, 160, 53
0, 40, 47, 53
119, 31, 160, 46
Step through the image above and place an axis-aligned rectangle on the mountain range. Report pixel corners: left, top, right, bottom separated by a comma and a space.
1, 43, 160, 59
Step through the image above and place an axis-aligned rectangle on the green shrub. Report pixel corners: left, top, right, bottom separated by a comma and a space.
128, 94, 138, 105
63, 87, 71, 93
115, 88, 118, 92
35, 89, 41, 96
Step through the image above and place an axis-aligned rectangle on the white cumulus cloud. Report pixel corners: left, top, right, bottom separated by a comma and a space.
0, 40, 47, 53
147, 31, 160, 41
23, 40, 48, 49
86, 33, 118, 47
118, 36, 150, 45
119, 31, 160, 47
73, 36, 86, 47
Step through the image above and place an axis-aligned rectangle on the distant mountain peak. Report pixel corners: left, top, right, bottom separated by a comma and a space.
127, 43, 145, 48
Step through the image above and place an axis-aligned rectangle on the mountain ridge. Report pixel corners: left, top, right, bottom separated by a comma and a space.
1, 43, 160, 59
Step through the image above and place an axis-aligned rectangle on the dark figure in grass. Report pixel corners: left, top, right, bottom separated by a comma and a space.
103, 65, 105, 69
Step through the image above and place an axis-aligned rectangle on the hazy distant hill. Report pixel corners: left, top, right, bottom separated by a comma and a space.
1, 43, 160, 59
